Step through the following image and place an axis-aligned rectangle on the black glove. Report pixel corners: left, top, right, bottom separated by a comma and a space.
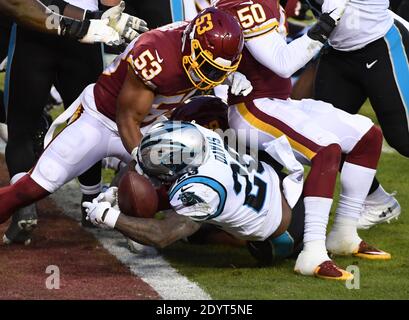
307, 12, 336, 43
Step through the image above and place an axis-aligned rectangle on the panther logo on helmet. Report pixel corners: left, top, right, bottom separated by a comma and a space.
182, 7, 244, 90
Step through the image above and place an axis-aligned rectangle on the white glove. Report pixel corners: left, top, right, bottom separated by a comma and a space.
82, 201, 120, 228
225, 72, 253, 96
79, 19, 122, 45
322, 0, 350, 22
94, 187, 118, 207
102, 1, 149, 42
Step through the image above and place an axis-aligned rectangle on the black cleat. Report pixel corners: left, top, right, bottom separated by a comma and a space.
3, 204, 38, 245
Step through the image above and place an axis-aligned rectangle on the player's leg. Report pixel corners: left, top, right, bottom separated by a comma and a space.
3, 26, 57, 244
0, 18, 11, 130
315, 44, 399, 228
301, 99, 390, 259
229, 100, 351, 280
397, 0, 409, 21
0, 110, 114, 224
56, 39, 104, 227
353, 20, 409, 228
247, 178, 306, 266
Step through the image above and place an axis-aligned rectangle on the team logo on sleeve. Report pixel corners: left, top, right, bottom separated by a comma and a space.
179, 190, 205, 207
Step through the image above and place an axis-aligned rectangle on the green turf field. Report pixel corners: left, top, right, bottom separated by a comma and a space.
1, 73, 408, 299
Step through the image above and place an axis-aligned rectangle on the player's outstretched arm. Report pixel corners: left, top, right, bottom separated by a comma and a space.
245, 0, 350, 78
117, 68, 155, 158
82, 198, 201, 248
115, 211, 201, 249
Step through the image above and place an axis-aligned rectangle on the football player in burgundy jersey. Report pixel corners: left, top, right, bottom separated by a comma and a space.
0, 8, 251, 243
213, 0, 391, 280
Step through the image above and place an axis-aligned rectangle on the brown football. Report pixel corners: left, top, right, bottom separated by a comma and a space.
118, 170, 158, 218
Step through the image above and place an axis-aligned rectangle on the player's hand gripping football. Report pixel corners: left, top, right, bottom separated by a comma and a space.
225, 72, 253, 96
82, 200, 120, 229
101, 1, 149, 42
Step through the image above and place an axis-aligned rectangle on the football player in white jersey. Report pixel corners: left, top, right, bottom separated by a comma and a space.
84, 120, 348, 278
312, 0, 408, 228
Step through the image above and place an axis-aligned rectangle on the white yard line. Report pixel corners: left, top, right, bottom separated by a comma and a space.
51, 180, 211, 300
0, 140, 211, 300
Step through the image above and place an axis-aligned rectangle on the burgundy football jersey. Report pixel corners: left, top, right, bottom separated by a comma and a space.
94, 22, 197, 125
214, 0, 292, 104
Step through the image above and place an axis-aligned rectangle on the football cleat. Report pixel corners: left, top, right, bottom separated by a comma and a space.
314, 261, 354, 281
358, 193, 401, 230
3, 204, 38, 246
352, 241, 391, 260
294, 248, 352, 280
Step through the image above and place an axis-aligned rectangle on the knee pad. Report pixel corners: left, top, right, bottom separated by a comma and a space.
347, 126, 383, 169
247, 232, 295, 265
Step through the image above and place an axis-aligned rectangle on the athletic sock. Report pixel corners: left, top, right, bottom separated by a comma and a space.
303, 196, 333, 243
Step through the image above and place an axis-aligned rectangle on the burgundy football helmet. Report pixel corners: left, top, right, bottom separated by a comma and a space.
170, 95, 229, 131
182, 7, 244, 90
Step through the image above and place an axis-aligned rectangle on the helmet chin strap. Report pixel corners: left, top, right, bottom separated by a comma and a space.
182, 24, 197, 58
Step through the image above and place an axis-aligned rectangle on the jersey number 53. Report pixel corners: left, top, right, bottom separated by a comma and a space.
134, 49, 163, 81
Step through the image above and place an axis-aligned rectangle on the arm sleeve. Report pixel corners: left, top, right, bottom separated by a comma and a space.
245, 31, 323, 79
169, 182, 221, 222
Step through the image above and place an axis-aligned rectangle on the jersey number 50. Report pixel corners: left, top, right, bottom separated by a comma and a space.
237, 3, 267, 29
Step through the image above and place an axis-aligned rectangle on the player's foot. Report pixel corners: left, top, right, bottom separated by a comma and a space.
3, 204, 38, 245
294, 249, 353, 281
81, 194, 99, 228
358, 193, 401, 230
327, 233, 391, 260
352, 241, 391, 260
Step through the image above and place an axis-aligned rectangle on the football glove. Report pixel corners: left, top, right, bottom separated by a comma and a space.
82, 201, 120, 228
59, 17, 122, 46
94, 187, 119, 208
307, 0, 350, 43
79, 19, 122, 45
101, 1, 149, 42
224, 72, 253, 96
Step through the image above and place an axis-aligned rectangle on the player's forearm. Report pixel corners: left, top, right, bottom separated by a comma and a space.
246, 32, 323, 79
115, 211, 200, 248
117, 116, 143, 154
0, 0, 58, 34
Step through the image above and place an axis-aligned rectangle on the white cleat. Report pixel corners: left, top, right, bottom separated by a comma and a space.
358, 193, 401, 230
294, 249, 353, 280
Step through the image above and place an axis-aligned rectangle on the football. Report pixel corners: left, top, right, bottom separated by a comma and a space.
118, 170, 159, 218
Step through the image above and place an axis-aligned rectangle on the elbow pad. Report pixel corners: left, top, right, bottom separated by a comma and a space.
307, 12, 336, 43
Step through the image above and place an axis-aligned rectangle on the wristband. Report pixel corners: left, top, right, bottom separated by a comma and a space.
59, 17, 89, 39
84, 9, 104, 20
103, 207, 121, 228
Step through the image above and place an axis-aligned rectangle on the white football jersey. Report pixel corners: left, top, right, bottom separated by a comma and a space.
329, 0, 394, 51
64, 0, 99, 11
168, 125, 283, 241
